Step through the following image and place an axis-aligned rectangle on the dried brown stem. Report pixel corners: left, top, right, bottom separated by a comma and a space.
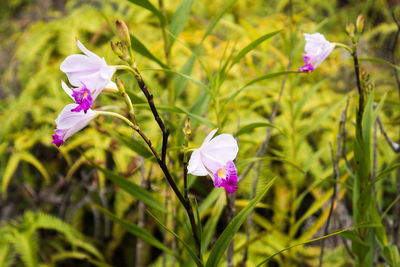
319, 142, 339, 267
377, 116, 400, 153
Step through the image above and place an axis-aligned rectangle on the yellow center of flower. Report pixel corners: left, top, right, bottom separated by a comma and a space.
83, 91, 88, 98
217, 168, 226, 179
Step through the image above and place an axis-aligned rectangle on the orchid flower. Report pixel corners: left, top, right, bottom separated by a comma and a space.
298, 33, 335, 72
60, 40, 116, 102
187, 129, 239, 194
51, 104, 96, 147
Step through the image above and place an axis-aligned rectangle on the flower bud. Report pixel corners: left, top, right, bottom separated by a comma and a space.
183, 117, 191, 138
111, 41, 124, 57
345, 23, 355, 38
115, 19, 131, 47
356, 14, 364, 33
115, 77, 125, 93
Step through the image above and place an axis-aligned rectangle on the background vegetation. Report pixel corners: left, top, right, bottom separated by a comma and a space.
0, 0, 399, 266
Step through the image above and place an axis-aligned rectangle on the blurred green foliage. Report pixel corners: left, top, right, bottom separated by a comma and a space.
0, 0, 399, 266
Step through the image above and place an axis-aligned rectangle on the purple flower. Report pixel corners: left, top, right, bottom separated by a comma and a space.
187, 129, 239, 194
61, 81, 93, 113
298, 33, 335, 72
60, 40, 115, 94
51, 104, 96, 147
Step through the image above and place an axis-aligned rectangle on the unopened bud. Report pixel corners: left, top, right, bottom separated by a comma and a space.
115, 77, 125, 93
115, 19, 131, 47
345, 23, 355, 38
111, 41, 123, 57
183, 117, 191, 138
356, 14, 364, 33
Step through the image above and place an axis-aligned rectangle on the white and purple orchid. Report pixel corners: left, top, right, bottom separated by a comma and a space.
51, 104, 96, 147
187, 129, 239, 194
60, 40, 115, 110
298, 33, 335, 72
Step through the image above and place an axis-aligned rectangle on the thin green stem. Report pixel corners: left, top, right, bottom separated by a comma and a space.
335, 42, 353, 54
95, 111, 137, 129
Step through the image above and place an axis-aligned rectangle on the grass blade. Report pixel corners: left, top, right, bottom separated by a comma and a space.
126, 0, 166, 26
90, 161, 167, 213
93, 204, 176, 257
205, 177, 276, 267
147, 210, 204, 267
168, 0, 194, 48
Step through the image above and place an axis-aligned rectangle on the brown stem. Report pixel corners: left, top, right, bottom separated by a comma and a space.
122, 65, 200, 255
135, 70, 170, 163
183, 158, 189, 202
319, 142, 339, 267
377, 116, 400, 153
133, 126, 200, 256
352, 46, 364, 135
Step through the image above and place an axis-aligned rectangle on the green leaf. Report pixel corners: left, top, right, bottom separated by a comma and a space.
174, 55, 196, 97
2, 153, 20, 199
0, 242, 14, 267
359, 57, 400, 72
372, 163, 400, 184
19, 152, 50, 184
256, 230, 349, 266
340, 230, 370, 260
111, 131, 153, 159
147, 210, 204, 267
293, 81, 325, 120
126, 0, 166, 26
225, 71, 298, 105
205, 178, 276, 267
51, 251, 112, 267
90, 162, 167, 213
177, 92, 213, 146
227, 30, 282, 71
174, 0, 238, 98
234, 121, 281, 137
201, 194, 225, 254
10, 231, 38, 267
168, 0, 194, 48
93, 204, 176, 257
130, 34, 168, 68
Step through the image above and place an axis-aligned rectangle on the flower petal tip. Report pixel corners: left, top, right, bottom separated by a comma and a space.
51, 134, 64, 147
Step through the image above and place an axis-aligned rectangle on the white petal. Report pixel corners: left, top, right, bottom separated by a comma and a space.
187, 149, 208, 176
200, 151, 225, 177
202, 133, 238, 163
60, 54, 100, 73
63, 110, 95, 140
105, 81, 118, 90
61, 80, 74, 100
76, 40, 101, 60
55, 104, 95, 129
199, 128, 218, 149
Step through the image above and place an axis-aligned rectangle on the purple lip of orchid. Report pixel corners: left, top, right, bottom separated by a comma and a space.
297, 55, 314, 72
52, 129, 67, 147
70, 85, 93, 113
187, 129, 239, 194
213, 161, 238, 194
